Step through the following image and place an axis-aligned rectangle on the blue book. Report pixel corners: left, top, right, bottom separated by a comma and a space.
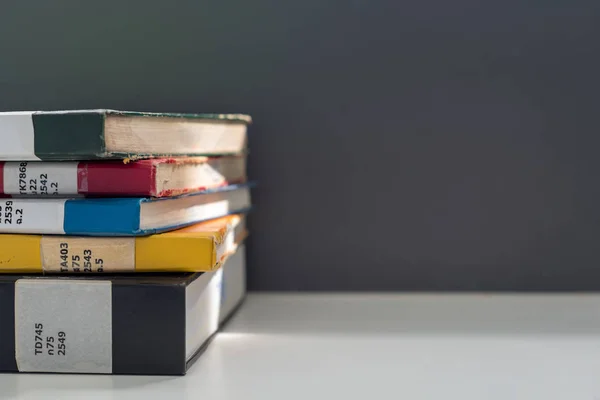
0, 184, 251, 236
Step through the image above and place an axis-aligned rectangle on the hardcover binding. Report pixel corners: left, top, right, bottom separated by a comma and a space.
0, 184, 252, 236
0, 158, 246, 197
0, 110, 252, 160
0, 245, 247, 375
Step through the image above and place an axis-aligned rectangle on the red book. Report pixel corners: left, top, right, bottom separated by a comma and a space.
0, 156, 246, 197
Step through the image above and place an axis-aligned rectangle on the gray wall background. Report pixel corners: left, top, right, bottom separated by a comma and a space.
1, 1, 599, 291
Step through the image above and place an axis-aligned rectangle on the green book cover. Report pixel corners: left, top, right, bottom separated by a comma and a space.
0, 109, 251, 161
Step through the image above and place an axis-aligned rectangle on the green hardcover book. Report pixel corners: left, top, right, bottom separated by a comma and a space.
0, 109, 251, 161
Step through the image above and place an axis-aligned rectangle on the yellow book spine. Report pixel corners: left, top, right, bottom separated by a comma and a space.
0, 215, 243, 273
134, 234, 216, 272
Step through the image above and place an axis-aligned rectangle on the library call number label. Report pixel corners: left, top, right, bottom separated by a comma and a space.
41, 237, 136, 273
3, 161, 79, 196
14, 279, 113, 373
58, 243, 104, 273
0, 200, 23, 225
34, 323, 66, 357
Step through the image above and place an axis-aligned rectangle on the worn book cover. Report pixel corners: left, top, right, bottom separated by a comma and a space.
0, 183, 251, 236
0, 156, 246, 197
0, 214, 247, 273
0, 109, 251, 160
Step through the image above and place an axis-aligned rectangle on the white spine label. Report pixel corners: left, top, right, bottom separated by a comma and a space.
0, 112, 40, 160
14, 279, 112, 373
3, 161, 79, 196
0, 198, 66, 234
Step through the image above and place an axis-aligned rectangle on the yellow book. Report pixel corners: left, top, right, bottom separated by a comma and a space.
0, 214, 246, 273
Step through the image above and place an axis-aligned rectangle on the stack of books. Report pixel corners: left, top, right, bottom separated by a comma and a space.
0, 109, 252, 375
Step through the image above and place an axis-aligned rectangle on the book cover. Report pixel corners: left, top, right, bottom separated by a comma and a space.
0, 156, 246, 197
0, 245, 248, 375
0, 109, 251, 160
0, 183, 252, 236
0, 214, 247, 273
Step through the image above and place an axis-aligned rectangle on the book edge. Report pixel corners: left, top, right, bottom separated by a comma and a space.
20, 109, 252, 124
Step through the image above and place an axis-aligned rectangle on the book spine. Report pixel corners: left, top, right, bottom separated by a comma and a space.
0, 216, 245, 273
0, 112, 107, 160
0, 197, 142, 235
0, 232, 244, 273
0, 235, 136, 273
0, 235, 217, 273
0, 161, 156, 197
2, 278, 187, 374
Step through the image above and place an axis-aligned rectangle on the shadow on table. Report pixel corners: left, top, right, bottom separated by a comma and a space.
223, 292, 600, 336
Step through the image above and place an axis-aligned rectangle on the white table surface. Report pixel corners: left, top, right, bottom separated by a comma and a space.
3, 293, 600, 400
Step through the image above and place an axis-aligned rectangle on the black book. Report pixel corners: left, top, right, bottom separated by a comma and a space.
0, 245, 247, 375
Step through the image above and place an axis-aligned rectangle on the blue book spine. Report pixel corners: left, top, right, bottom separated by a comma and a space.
64, 198, 143, 236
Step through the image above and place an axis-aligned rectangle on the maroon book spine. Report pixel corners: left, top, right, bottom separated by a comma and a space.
78, 160, 157, 196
